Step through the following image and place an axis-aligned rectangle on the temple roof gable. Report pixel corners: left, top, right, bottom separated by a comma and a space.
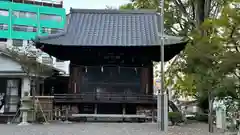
35, 9, 185, 47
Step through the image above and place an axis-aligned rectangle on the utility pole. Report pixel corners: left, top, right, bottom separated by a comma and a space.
157, 0, 168, 132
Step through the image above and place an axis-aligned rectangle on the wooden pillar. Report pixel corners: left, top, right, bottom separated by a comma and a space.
122, 104, 126, 115
76, 66, 83, 93
68, 63, 73, 94
94, 104, 97, 114
41, 80, 44, 96
122, 104, 126, 122
148, 66, 153, 95
72, 66, 78, 94
140, 67, 148, 94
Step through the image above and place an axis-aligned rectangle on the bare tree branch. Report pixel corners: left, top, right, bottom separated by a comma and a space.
173, 0, 197, 26
204, 0, 212, 18
190, 0, 195, 20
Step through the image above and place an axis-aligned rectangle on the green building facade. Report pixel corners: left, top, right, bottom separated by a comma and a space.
0, 0, 66, 45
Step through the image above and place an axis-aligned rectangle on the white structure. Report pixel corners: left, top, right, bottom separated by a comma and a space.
0, 48, 62, 115
0, 39, 69, 74
52, 57, 70, 74
0, 51, 31, 113
216, 104, 226, 129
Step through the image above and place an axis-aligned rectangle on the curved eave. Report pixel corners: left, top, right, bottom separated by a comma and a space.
153, 41, 188, 61
34, 32, 66, 45
35, 40, 188, 62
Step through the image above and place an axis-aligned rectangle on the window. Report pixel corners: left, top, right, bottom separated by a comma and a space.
27, 40, 34, 45
42, 27, 63, 34
0, 24, 8, 30
12, 11, 36, 19
50, 28, 63, 34
41, 27, 51, 34
26, 26, 37, 32
0, 38, 7, 42
13, 25, 37, 32
40, 14, 62, 22
0, 9, 9, 16
12, 39, 23, 47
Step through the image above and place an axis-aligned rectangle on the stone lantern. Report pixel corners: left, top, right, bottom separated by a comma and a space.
18, 91, 32, 126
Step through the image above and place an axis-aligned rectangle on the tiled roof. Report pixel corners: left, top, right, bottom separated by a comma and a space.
36, 9, 185, 46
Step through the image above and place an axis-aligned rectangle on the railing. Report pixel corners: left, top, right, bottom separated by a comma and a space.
12, 0, 63, 5
37, 0, 62, 4
30, 96, 54, 122
54, 92, 156, 103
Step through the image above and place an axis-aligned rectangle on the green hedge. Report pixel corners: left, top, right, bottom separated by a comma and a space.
168, 112, 183, 125
195, 113, 208, 123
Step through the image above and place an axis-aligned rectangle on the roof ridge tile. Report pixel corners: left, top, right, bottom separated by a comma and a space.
70, 8, 157, 14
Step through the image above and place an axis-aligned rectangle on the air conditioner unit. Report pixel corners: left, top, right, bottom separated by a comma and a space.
18, 51, 26, 56
42, 56, 53, 65
28, 55, 38, 62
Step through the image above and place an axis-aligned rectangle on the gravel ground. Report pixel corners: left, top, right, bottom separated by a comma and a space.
0, 122, 225, 135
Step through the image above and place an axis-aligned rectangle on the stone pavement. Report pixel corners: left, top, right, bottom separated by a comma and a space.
0, 123, 225, 135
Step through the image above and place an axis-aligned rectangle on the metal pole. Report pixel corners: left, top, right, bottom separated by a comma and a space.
157, 0, 167, 132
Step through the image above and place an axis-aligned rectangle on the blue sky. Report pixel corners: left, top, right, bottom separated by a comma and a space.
63, 0, 130, 13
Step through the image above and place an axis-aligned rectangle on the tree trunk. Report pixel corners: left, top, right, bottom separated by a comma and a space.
167, 89, 170, 112
195, 0, 206, 26
31, 78, 36, 122
36, 77, 40, 96
196, 0, 214, 132
208, 90, 214, 133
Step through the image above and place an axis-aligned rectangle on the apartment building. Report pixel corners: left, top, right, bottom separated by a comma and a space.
0, 0, 68, 115
0, 0, 69, 73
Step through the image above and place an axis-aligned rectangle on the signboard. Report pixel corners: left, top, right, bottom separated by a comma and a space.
154, 79, 161, 94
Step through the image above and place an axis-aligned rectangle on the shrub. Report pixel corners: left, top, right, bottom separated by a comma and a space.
195, 113, 208, 123
168, 112, 182, 125
186, 116, 197, 120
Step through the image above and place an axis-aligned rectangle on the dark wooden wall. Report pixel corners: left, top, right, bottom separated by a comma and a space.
140, 66, 153, 95
68, 63, 153, 95
68, 63, 82, 94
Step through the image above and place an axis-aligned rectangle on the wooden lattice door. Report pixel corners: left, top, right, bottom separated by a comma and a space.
4, 79, 20, 113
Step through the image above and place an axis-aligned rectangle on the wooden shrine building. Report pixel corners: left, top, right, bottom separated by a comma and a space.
35, 9, 187, 120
